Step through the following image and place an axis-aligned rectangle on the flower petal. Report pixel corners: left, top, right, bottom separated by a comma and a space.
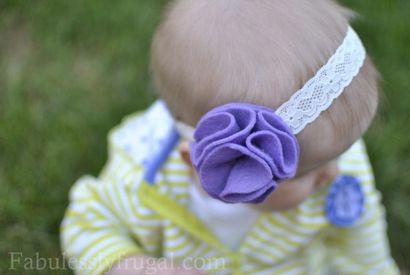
190, 103, 300, 204
220, 184, 275, 203
198, 144, 273, 202
191, 105, 256, 166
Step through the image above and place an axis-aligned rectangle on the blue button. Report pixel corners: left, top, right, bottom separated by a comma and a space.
325, 175, 364, 227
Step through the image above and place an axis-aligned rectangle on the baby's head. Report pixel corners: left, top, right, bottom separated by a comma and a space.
150, 0, 379, 209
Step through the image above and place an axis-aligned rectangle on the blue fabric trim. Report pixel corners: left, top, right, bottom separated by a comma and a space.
143, 127, 180, 184
325, 175, 364, 227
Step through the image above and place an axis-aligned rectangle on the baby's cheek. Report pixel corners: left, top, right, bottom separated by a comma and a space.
281, 181, 316, 207
253, 178, 316, 211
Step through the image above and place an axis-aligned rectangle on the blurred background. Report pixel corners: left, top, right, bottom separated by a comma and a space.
0, 0, 409, 273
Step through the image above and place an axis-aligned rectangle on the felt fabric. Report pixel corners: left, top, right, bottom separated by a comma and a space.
190, 103, 299, 203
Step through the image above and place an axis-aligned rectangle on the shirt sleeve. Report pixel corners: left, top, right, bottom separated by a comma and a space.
60, 113, 160, 275
326, 140, 399, 274
60, 176, 142, 275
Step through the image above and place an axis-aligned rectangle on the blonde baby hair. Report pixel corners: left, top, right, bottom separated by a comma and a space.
151, 0, 379, 174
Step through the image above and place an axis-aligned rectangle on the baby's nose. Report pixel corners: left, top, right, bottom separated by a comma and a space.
316, 160, 339, 188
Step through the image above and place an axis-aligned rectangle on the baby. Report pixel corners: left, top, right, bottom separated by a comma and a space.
61, 0, 399, 274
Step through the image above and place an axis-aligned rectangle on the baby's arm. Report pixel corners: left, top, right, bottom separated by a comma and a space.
60, 111, 207, 275
326, 142, 399, 274
61, 176, 203, 275
328, 187, 399, 274
61, 163, 205, 275
60, 173, 142, 275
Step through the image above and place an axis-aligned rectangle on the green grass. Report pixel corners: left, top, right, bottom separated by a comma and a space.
0, 0, 409, 273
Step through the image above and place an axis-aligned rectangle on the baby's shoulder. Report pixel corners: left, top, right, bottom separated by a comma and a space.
108, 100, 176, 166
338, 138, 374, 184
103, 100, 190, 201
280, 139, 376, 232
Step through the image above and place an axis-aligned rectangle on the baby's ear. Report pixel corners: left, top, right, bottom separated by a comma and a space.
178, 141, 193, 167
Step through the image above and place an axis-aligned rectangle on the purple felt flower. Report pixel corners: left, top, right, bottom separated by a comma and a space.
190, 103, 300, 203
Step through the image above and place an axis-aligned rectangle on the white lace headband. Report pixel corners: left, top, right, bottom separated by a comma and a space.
175, 26, 366, 140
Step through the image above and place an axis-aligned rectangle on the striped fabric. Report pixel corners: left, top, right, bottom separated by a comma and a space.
60, 101, 398, 275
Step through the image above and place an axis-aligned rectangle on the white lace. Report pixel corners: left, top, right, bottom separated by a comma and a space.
275, 26, 366, 134
175, 26, 366, 139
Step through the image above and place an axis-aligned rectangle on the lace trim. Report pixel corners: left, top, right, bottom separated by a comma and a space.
175, 26, 366, 139
275, 27, 366, 134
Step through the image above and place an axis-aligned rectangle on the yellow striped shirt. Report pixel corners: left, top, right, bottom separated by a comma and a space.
60, 101, 399, 275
